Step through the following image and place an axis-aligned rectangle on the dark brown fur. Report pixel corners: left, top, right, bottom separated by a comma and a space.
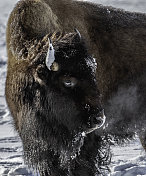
6, 0, 146, 97
6, 0, 146, 175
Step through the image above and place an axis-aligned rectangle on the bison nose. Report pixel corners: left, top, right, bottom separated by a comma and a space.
86, 109, 106, 134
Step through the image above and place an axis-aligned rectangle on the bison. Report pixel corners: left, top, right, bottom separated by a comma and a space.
6, 0, 146, 175
6, 0, 109, 175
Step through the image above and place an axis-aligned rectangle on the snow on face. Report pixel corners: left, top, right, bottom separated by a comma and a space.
85, 57, 97, 76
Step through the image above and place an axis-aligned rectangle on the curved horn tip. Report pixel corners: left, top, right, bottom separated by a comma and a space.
48, 38, 52, 44
74, 28, 81, 39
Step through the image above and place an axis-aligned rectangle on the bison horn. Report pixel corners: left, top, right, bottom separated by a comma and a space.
46, 38, 59, 71
75, 28, 81, 40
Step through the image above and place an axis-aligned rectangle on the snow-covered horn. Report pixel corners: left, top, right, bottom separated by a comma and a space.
46, 38, 59, 71
75, 28, 81, 40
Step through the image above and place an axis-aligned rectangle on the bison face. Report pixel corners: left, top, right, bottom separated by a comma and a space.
33, 32, 105, 137
20, 32, 105, 169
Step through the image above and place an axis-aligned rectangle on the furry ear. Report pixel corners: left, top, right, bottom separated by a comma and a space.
50, 62, 59, 71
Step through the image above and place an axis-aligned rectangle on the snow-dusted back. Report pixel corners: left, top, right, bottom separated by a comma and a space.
0, 0, 146, 175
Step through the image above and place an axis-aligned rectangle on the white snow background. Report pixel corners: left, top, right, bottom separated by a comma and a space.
0, 0, 146, 175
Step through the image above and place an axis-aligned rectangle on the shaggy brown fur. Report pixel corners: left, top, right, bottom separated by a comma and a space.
6, 0, 146, 98
6, 0, 146, 175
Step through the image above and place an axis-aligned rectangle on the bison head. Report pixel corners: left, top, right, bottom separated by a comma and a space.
18, 31, 106, 171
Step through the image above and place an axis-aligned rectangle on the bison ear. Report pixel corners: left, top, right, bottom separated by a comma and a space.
45, 38, 59, 72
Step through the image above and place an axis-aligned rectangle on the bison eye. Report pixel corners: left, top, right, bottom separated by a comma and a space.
62, 77, 78, 88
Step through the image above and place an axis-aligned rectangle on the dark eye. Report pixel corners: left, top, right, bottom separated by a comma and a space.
36, 65, 48, 80
37, 65, 44, 74
62, 77, 78, 88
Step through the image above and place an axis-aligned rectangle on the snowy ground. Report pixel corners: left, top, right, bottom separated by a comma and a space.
0, 0, 146, 175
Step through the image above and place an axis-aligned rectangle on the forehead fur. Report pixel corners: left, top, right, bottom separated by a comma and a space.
53, 32, 88, 58
49, 32, 97, 77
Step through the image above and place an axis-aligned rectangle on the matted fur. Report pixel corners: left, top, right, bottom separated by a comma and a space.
6, 0, 146, 175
